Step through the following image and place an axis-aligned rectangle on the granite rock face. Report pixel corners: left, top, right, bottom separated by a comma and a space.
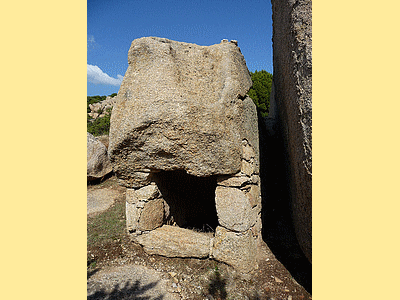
108, 37, 252, 182
87, 132, 113, 181
271, 0, 312, 263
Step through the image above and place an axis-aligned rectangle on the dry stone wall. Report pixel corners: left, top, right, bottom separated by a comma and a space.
124, 137, 261, 273
271, 0, 312, 263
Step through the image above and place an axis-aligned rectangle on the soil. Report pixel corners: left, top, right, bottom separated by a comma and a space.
87, 175, 312, 300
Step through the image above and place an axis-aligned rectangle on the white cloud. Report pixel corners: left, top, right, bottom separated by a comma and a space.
87, 64, 123, 86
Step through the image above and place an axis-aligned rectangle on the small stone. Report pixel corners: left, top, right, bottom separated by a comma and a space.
131, 184, 161, 203
126, 201, 140, 231
242, 142, 256, 161
241, 160, 255, 176
288, 296, 292, 300
217, 174, 250, 187
245, 184, 261, 208
172, 283, 177, 288
168, 272, 177, 277
274, 276, 283, 283
173, 277, 179, 283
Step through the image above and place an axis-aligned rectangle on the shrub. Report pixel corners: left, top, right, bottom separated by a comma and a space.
87, 113, 111, 136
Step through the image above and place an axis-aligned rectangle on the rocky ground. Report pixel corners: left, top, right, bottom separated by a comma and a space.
87, 175, 312, 300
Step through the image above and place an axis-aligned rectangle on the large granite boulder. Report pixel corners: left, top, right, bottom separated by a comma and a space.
271, 0, 312, 263
87, 132, 113, 181
108, 37, 253, 184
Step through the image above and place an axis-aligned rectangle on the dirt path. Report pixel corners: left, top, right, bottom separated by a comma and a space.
88, 264, 180, 300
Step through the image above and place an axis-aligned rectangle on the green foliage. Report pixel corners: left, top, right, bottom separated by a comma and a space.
87, 113, 111, 136
248, 70, 273, 117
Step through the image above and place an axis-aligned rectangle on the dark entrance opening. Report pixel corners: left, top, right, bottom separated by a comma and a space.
154, 170, 218, 232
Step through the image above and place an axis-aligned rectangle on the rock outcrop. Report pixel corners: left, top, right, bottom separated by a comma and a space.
271, 0, 312, 263
88, 96, 118, 121
87, 132, 113, 181
108, 37, 262, 274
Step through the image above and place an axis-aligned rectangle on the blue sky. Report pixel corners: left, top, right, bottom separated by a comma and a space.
87, 0, 273, 96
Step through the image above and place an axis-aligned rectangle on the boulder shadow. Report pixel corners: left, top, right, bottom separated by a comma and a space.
87, 280, 164, 300
258, 115, 312, 293
207, 266, 227, 299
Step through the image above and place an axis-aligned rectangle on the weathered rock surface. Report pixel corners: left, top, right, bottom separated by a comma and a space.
87, 132, 113, 181
135, 225, 211, 258
215, 186, 255, 232
212, 226, 257, 273
126, 184, 160, 203
108, 37, 253, 182
217, 173, 251, 187
271, 0, 312, 263
87, 188, 120, 216
126, 201, 140, 232
137, 198, 165, 231
118, 171, 155, 189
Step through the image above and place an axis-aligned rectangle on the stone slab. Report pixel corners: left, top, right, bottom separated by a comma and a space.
135, 225, 211, 258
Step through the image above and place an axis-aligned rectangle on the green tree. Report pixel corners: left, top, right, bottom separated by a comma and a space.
247, 70, 273, 117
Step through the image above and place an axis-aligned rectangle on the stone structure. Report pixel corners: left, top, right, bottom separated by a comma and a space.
271, 0, 312, 263
108, 37, 261, 273
87, 132, 113, 181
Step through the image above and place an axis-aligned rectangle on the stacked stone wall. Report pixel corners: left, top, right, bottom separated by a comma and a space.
123, 138, 261, 274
